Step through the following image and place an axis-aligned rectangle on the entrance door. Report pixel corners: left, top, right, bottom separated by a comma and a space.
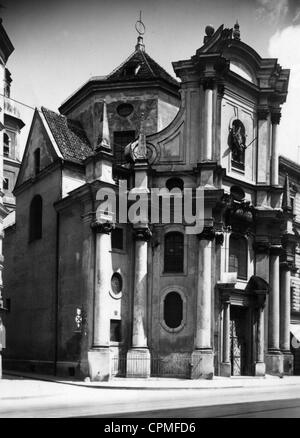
230, 306, 249, 376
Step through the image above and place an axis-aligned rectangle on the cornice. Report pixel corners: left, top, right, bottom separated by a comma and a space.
59, 79, 180, 115
0, 21, 14, 65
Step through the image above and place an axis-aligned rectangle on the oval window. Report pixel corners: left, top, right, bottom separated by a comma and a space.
164, 292, 183, 329
117, 103, 134, 117
111, 273, 123, 295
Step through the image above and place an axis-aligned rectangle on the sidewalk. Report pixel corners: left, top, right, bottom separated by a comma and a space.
3, 369, 300, 391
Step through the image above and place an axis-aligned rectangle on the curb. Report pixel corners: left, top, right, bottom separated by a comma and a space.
3, 371, 294, 391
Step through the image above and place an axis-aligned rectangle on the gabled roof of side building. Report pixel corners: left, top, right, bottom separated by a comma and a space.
41, 107, 92, 162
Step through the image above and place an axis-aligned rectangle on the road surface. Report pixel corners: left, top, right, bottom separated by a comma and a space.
1, 375, 300, 418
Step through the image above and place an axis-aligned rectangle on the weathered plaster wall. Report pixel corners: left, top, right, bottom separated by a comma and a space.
3, 169, 61, 372
57, 194, 134, 374
19, 115, 56, 184
65, 88, 179, 151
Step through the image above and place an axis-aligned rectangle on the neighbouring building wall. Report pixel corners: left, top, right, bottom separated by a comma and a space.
3, 169, 62, 373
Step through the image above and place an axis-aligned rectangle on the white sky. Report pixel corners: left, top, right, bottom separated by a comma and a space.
2, 0, 300, 161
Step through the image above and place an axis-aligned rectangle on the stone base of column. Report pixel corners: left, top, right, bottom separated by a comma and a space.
126, 348, 151, 378
191, 349, 214, 380
254, 361, 266, 377
265, 351, 283, 375
282, 352, 294, 375
220, 362, 231, 377
88, 348, 111, 381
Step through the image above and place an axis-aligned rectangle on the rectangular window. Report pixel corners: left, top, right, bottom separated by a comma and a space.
229, 235, 248, 281
164, 232, 184, 273
5, 298, 10, 312
34, 148, 40, 175
3, 178, 9, 190
110, 319, 121, 342
111, 227, 124, 250
3, 145, 9, 157
113, 131, 135, 163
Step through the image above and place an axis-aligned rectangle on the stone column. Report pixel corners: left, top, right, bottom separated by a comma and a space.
220, 295, 231, 377
191, 226, 215, 379
254, 292, 266, 376
271, 111, 281, 186
280, 263, 294, 374
88, 221, 114, 381
266, 245, 283, 375
257, 108, 269, 184
203, 79, 214, 161
126, 227, 152, 378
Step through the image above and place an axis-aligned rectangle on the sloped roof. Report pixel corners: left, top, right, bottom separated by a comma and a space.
59, 45, 180, 114
106, 49, 179, 87
41, 107, 92, 162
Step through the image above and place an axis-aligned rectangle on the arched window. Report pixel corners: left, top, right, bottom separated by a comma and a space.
229, 234, 248, 280
3, 133, 10, 157
34, 148, 40, 175
166, 177, 184, 192
164, 292, 183, 329
164, 231, 184, 273
29, 195, 43, 242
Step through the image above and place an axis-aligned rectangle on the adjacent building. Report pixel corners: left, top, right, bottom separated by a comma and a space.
0, 19, 15, 377
3, 23, 299, 380
3, 67, 24, 212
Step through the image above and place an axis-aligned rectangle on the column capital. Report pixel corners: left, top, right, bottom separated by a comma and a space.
257, 107, 269, 120
217, 82, 225, 98
270, 244, 283, 256
271, 109, 281, 125
133, 226, 152, 241
90, 220, 115, 234
253, 240, 270, 254
215, 232, 224, 245
280, 261, 294, 272
202, 78, 215, 91
197, 226, 215, 241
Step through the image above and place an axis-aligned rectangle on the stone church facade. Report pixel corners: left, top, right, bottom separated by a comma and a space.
3, 23, 299, 380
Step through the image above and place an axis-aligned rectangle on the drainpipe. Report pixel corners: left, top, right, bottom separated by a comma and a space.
54, 209, 60, 376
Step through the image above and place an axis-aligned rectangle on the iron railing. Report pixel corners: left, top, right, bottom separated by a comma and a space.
111, 354, 191, 378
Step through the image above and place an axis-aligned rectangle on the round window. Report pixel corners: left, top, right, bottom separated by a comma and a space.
111, 273, 123, 295
117, 103, 134, 117
163, 292, 183, 329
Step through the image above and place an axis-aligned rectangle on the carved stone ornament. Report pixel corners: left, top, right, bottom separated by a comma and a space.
197, 226, 216, 241
90, 220, 115, 234
253, 240, 270, 254
133, 227, 152, 241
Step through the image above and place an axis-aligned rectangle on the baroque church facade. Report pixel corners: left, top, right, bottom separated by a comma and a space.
2, 22, 299, 380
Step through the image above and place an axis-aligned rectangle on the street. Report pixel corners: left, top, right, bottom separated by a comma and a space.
1, 374, 300, 418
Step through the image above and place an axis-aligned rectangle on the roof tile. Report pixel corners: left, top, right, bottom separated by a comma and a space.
41, 107, 92, 162
107, 50, 179, 88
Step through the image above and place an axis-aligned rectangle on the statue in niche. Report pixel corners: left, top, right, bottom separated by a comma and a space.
228, 119, 246, 164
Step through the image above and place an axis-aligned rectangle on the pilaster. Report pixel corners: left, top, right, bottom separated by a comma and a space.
88, 220, 114, 381
191, 226, 215, 379
126, 226, 152, 378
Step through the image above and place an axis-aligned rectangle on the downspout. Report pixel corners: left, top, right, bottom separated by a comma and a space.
54, 162, 63, 375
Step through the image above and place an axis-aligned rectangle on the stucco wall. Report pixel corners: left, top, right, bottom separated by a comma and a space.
64, 88, 179, 151
3, 169, 61, 370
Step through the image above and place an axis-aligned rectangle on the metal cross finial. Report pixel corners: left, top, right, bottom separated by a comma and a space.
135, 10, 145, 36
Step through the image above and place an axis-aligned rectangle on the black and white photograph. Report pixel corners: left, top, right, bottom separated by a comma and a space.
1, 0, 300, 421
